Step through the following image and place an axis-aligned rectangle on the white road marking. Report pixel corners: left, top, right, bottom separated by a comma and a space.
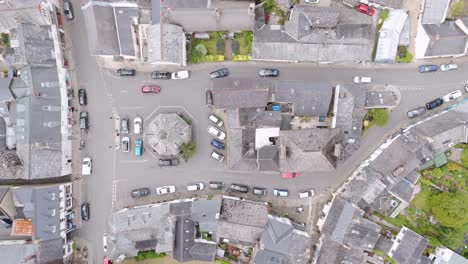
120, 159, 149, 163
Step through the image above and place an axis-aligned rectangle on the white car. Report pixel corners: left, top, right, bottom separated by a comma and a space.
209, 114, 224, 127
210, 150, 225, 162
442, 90, 462, 103
133, 117, 142, 134
305, 0, 319, 3
103, 233, 107, 252
208, 126, 226, 140
121, 137, 130, 152
156, 185, 176, 195
82, 157, 92, 175
273, 189, 289, 197
171, 70, 189, 80
440, 63, 457, 72
353, 76, 371, 83
187, 183, 204, 191
299, 189, 315, 198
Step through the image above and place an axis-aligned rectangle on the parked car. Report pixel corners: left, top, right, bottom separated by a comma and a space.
211, 150, 225, 162
273, 189, 289, 197
81, 203, 90, 221
187, 183, 204, 191
209, 181, 224, 189
230, 184, 249, 193
281, 172, 298, 179
425, 98, 444, 110
82, 157, 92, 175
353, 76, 371, 83
418, 65, 438, 73
103, 233, 108, 252
156, 185, 176, 195
210, 68, 229, 79
131, 188, 151, 198
171, 70, 190, 80
407, 107, 426, 118
465, 84, 468, 93
259, 69, 279, 77
305, 0, 319, 3
159, 158, 179, 167
78, 89, 87, 105
63, 2, 74, 20
211, 139, 225, 150
80, 111, 88, 130
116, 68, 136, 76
141, 85, 160, 93
121, 118, 129, 134
299, 189, 315, 198
121, 137, 130, 152
355, 3, 374, 16
206, 90, 213, 105
133, 117, 142, 134
208, 126, 226, 140
440, 63, 458, 72
151, 71, 171, 79
442, 90, 462, 102
209, 114, 224, 127
253, 187, 267, 195
134, 139, 142, 156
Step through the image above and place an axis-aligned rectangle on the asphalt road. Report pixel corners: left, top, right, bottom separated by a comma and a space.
65, 3, 468, 262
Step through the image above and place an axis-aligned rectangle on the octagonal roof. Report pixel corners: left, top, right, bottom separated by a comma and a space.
146, 113, 191, 156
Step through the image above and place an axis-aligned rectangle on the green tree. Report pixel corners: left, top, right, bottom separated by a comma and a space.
429, 191, 468, 228
180, 142, 197, 161
450, 1, 464, 18
431, 167, 444, 178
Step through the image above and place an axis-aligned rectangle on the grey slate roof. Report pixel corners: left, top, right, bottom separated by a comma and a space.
227, 128, 258, 171
212, 78, 270, 109
38, 238, 64, 264
191, 198, 222, 234
114, 7, 139, 57
257, 145, 280, 171
433, 247, 468, 264
390, 227, 428, 264
284, 6, 339, 40
188, 241, 217, 262
239, 108, 283, 128
0, 0, 49, 31
147, 23, 186, 66
421, 0, 450, 24
0, 242, 40, 264
422, 22, 468, 57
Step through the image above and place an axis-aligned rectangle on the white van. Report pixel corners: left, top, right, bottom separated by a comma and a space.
299, 189, 315, 198
442, 90, 462, 103
187, 183, 204, 191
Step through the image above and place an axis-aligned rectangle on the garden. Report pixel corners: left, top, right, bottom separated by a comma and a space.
362, 108, 389, 135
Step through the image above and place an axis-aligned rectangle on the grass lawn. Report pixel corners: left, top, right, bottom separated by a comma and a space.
193, 38, 222, 55
234, 35, 251, 55
410, 187, 432, 212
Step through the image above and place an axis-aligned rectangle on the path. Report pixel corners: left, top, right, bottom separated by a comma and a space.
224, 38, 233, 61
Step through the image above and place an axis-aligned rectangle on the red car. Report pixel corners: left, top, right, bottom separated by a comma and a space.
141, 85, 160, 93
355, 4, 374, 16
281, 172, 299, 179
103, 257, 113, 264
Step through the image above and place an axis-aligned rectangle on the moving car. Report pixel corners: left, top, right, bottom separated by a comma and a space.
156, 185, 176, 195
281, 172, 298, 179
131, 188, 151, 198
440, 63, 458, 72
81, 203, 90, 221
259, 69, 279, 77
187, 183, 204, 191
141, 85, 161, 93
134, 139, 142, 156
425, 98, 444, 110
159, 158, 179, 167
116, 68, 136, 76
211, 139, 225, 150
353, 76, 372, 83
355, 3, 374, 16
171, 70, 190, 80
253, 187, 267, 196
80, 111, 88, 130
121, 137, 130, 152
209, 114, 224, 127
211, 150, 225, 162
273, 189, 289, 197
208, 126, 226, 140
209, 181, 224, 189
407, 107, 426, 118
206, 90, 213, 105
299, 189, 315, 198
210, 68, 229, 79
103, 233, 107, 252
418, 65, 438, 73
151, 71, 171, 79
63, 2, 74, 20
82, 157, 92, 175
442, 90, 462, 102
78, 89, 87, 105
133, 117, 142, 134
230, 184, 249, 193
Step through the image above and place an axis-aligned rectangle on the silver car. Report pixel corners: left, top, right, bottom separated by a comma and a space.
407, 107, 426, 118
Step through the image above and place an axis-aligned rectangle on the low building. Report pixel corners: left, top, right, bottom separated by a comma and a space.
387, 227, 428, 264
431, 247, 468, 264
374, 9, 409, 63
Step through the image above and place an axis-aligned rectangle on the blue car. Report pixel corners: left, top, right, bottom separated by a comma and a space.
418, 65, 438, 73
135, 139, 142, 156
211, 139, 225, 150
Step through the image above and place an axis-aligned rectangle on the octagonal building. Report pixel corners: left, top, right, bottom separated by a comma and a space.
146, 113, 191, 156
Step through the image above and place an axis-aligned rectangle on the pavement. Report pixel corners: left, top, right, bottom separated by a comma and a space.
64, 1, 468, 263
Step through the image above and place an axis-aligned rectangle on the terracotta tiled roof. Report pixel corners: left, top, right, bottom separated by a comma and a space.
11, 219, 33, 236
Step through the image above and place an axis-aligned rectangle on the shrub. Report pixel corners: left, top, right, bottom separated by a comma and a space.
194, 43, 207, 57
380, 9, 389, 21
135, 250, 165, 261
431, 167, 444, 178
209, 31, 226, 39
180, 142, 197, 160
232, 55, 250, 61
430, 191, 468, 228
0, 33, 9, 47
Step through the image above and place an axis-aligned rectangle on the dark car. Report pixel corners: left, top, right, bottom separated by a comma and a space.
407, 107, 426, 118
418, 65, 438, 73
131, 188, 151, 198
206, 90, 213, 105
79, 111, 88, 130
210, 68, 229, 79
159, 158, 179, 167
211, 139, 225, 150
116, 68, 136, 76
151, 71, 171, 79
259, 69, 279, 77
81, 203, 90, 221
426, 98, 444, 110
78, 89, 87, 105
209, 181, 224, 189
253, 187, 267, 195
230, 183, 249, 193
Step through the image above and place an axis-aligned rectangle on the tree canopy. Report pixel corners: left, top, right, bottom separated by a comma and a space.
430, 191, 468, 228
